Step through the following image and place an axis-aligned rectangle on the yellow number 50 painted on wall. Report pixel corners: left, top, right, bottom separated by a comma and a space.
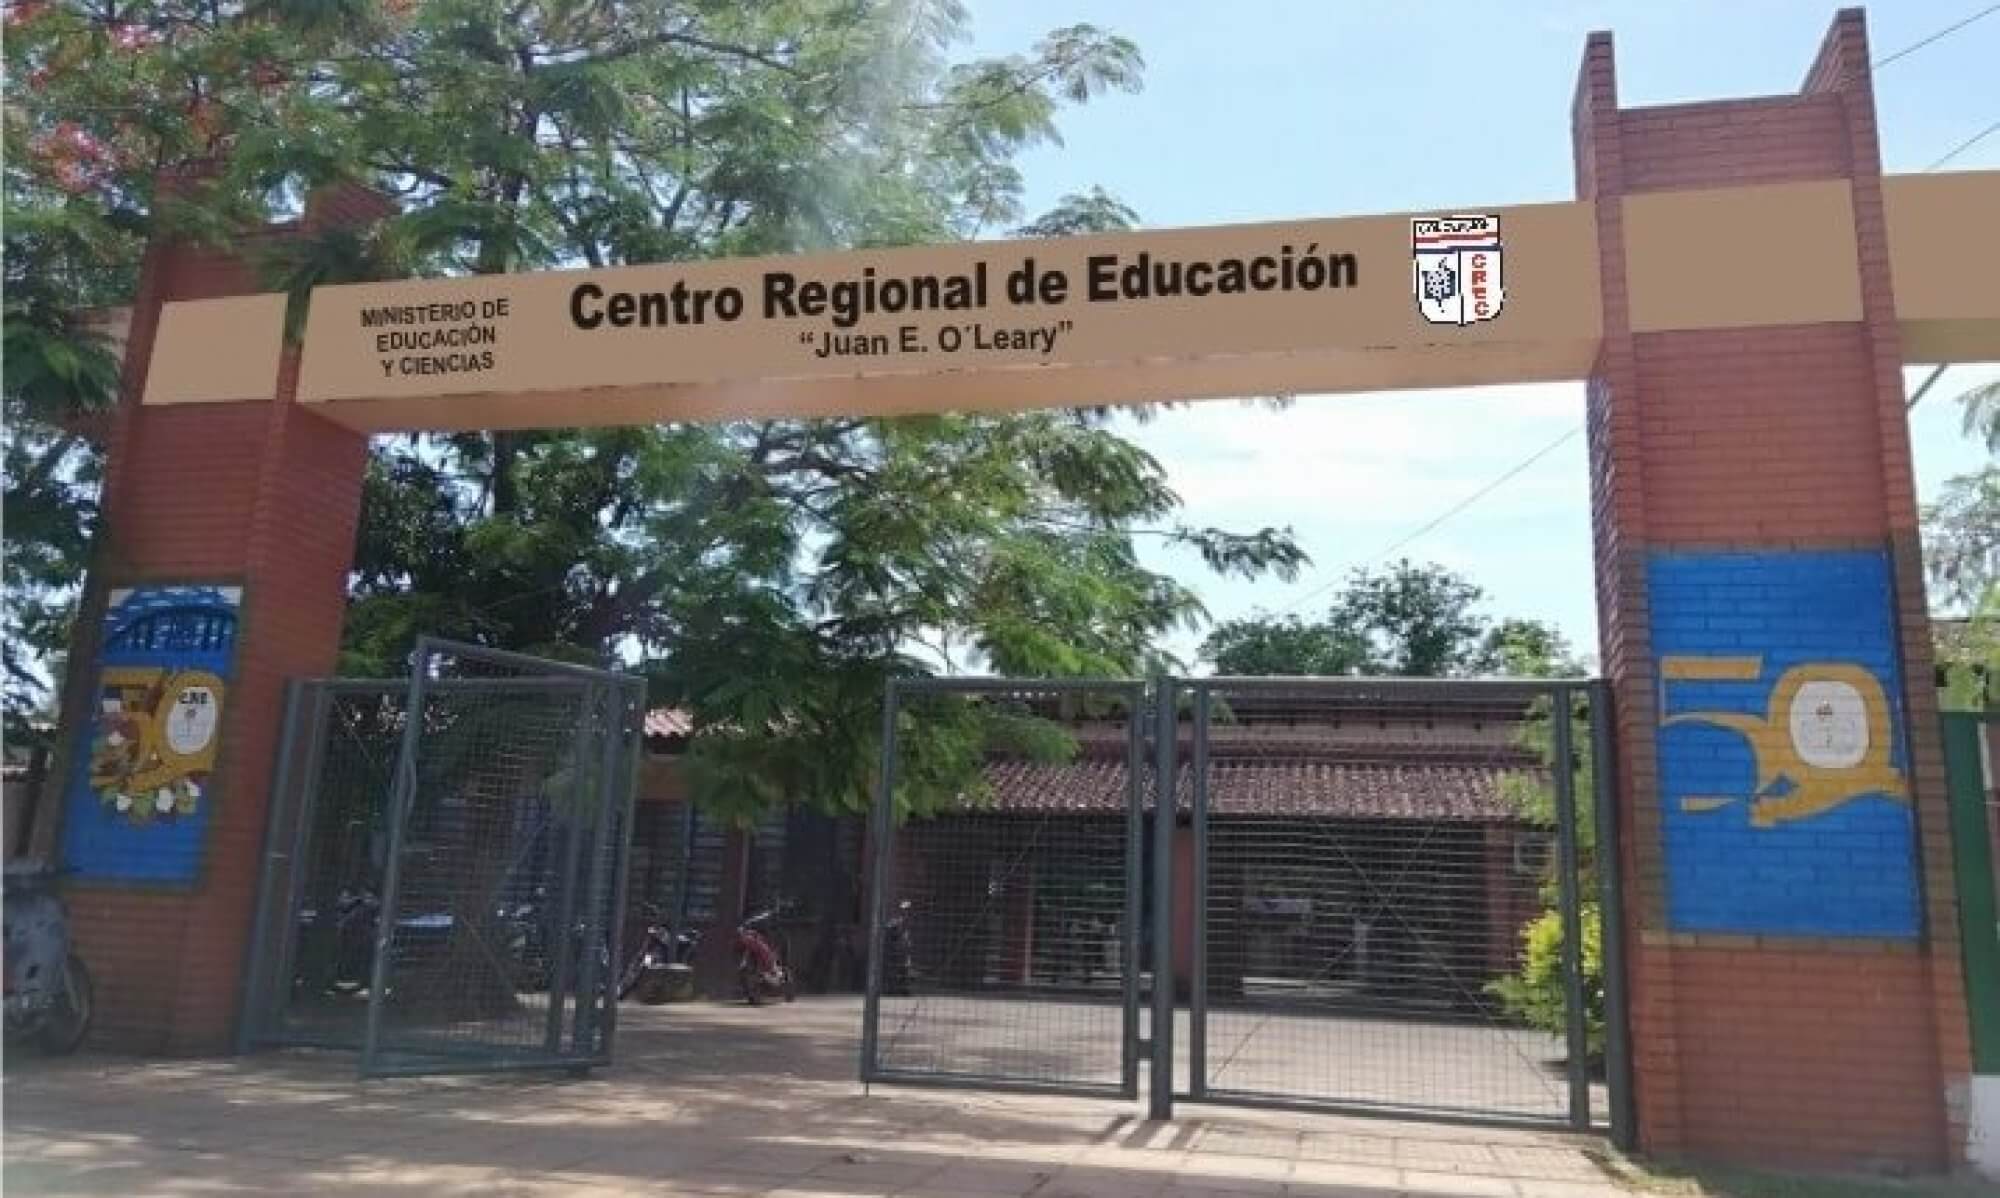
88, 666, 227, 819
1659, 657, 1908, 828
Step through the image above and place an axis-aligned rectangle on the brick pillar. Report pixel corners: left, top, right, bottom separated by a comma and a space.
1577, 10, 1971, 1172
47, 179, 387, 1053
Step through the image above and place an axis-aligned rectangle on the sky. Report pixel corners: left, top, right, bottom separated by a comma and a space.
961, 0, 2000, 673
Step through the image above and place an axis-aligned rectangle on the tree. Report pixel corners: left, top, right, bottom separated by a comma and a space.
1472, 617, 1588, 679
8, 3, 1314, 1004
1199, 560, 1579, 679
1, 285, 119, 753
9, 1, 1308, 809
1328, 559, 1487, 676
1923, 380, 2000, 709
1487, 682, 1605, 1068
1200, 613, 1368, 677
5, 0, 368, 756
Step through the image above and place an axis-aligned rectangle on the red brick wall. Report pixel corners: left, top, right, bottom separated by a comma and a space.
1577, 9, 1970, 1172
1633, 326, 1887, 543
56, 202, 373, 1054
1618, 97, 1849, 192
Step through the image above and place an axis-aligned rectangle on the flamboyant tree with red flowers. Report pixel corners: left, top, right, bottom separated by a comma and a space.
8, 2, 1306, 831
4, 0, 367, 750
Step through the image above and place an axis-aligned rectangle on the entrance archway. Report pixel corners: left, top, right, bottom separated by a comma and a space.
41, 8, 1998, 1174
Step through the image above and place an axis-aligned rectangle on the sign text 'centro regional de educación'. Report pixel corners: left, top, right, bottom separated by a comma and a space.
360, 242, 1359, 379
290, 199, 1614, 428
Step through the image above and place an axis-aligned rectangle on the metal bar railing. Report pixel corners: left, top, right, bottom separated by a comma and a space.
1149, 682, 1178, 1119
1593, 680, 1636, 1148
1552, 685, 1590, 1130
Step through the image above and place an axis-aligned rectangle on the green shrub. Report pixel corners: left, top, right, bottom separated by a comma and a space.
1486, 901, 1606, 1066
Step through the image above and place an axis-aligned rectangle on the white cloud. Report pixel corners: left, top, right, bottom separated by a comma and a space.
1133, 364, 1999, 674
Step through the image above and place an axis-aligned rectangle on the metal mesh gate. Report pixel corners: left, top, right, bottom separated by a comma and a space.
240, 680, 409, 1052
857, 674, 1628, 1135
861, 679, 1145, 1097
239, 638, 645, 1077
1180, 678, 1615, 1129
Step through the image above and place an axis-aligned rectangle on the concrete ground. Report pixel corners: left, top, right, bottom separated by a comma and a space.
876, 996, 1602, 1122
3, 997, 1636, 1197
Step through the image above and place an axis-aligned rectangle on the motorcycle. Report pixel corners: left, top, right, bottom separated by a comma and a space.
3, 861, 94, 1057
500, 888, 616, 997
616, 903, 700, 1005
294, 886, 382, 995
295, 886, 557, 999
735, 908, 795, 1006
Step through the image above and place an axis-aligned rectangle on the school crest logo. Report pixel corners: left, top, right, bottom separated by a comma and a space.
1412, 214, 1505, 326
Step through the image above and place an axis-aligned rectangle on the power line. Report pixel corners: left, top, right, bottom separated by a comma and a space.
1926, 117, 2000, 170
1256, 18, 1994, 622
1871, 4, 2000, 71
1904, 366, 1952, 412
1274, 423, 1584, 616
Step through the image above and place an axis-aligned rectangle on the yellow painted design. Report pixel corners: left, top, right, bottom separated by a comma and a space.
1660, 660, 1907, 828
1679, 796, 1736, 813
87, 666, 225, 826
1660, 655, 1763, 681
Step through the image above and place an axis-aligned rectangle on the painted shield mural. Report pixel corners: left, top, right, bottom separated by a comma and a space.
1412, 214, 1505, 326
61, 584, 242, 885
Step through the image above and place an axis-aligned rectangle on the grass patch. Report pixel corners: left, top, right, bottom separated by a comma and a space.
1587, 1149, 1994, 1197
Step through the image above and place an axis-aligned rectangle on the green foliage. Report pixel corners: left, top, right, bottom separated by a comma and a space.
1491, 689, 1605, 1056
2, 1, 1299, 827
1201, 613, 1369, 677
1201, 560, 1586, 679
1934, 586, 1999, 711
1, 274, 121, 751
1922, 382, 2000, 711
1499, 695, 1597, 890
1485, 902, 1605, 1065
1921, 465, 1998, 614
1329, 559, 1487, 676
1475, 617, 1589, 680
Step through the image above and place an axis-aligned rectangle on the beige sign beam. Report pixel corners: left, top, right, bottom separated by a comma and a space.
141, 171, 2000, 431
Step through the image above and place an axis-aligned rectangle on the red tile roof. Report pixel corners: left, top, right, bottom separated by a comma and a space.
644, 708, 695, 739
968, 758, 1537, 823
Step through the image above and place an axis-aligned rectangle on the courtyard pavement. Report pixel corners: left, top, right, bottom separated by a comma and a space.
3, 997, 1637, 1197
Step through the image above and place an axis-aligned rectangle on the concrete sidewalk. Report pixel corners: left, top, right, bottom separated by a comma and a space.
2, 998, 1635, 1197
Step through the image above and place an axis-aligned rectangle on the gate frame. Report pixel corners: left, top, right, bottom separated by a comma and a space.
237, 676, 429, 1054
357, 636, 646, 1078
861, 675, 1148, 1100
859, 672, 1632, 1141
235, 637, 644, 1077
1156, 675, 1631, 1138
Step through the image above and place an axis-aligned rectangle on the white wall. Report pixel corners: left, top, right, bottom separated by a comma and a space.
1970, 1075, 2000, 1178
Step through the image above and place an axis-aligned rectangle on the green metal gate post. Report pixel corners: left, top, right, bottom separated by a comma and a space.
1943, 714, 2000, 1074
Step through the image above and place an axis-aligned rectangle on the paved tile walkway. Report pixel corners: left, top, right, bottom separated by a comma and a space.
3, 998, 1637, 1196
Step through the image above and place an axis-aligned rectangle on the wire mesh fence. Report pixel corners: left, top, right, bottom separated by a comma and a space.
1183, 679, 1603, 1126
241, 680, 410, 1052
863, 679, 1145, 1097
358, 640, 643, 1076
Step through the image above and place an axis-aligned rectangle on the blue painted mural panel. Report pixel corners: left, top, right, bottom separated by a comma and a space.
1647, 549, 1919, 939
60, 584, 242, 885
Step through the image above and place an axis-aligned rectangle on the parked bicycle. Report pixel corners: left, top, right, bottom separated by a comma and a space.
4, 861, 94, 1057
